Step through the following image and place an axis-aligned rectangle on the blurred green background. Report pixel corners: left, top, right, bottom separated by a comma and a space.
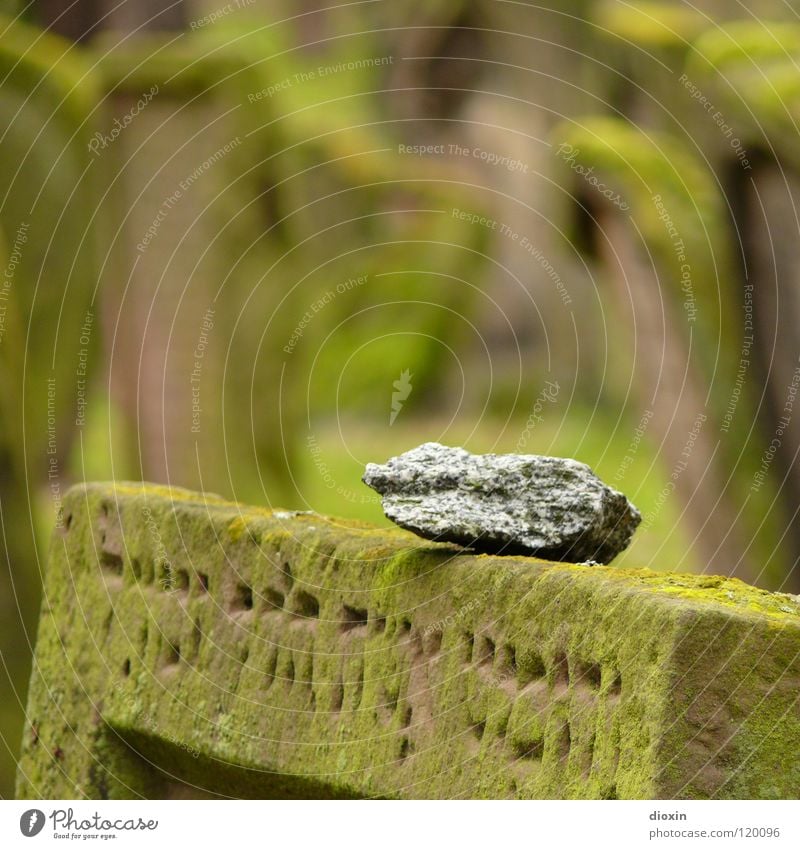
4, 0, 800, 796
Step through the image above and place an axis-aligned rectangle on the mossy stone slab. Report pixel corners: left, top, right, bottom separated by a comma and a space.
15, 483, 800, 799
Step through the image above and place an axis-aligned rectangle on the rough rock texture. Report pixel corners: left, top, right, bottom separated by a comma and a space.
363, 443, 641, 564
15, 482, 800, 800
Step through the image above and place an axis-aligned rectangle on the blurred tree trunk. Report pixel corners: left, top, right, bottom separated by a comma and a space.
729, 159, 800, 588
35, 0, 185, 40
598, 209, 757, 583
34, 0, 103, 42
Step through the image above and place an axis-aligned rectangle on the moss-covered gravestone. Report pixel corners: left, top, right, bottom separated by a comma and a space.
15, 483, 800, 799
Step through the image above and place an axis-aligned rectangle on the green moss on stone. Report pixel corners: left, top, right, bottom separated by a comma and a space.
16, 483, 800, 799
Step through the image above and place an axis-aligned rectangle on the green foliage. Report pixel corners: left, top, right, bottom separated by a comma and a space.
556, 116, 723, 282
688, 22, 800, 154
595, 1, 707, 48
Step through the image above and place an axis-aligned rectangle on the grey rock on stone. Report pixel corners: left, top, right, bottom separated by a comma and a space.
362, 442, 641, 564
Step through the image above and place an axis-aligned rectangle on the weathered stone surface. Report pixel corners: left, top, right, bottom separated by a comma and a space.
363, 443, 641, 564
15, 483, 800, 799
